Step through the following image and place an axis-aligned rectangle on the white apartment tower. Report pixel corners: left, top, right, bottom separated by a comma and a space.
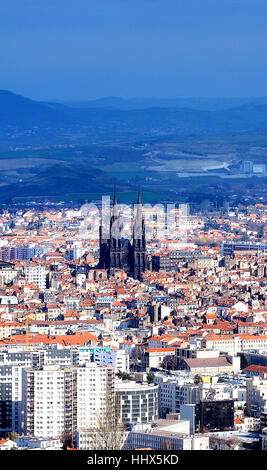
22, 365, 77, 441
25, 264, 47, 289
22, 364, 115, 445
76, 363, 115, 430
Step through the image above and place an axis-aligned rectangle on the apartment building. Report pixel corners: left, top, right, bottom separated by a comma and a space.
246, 376, 267, 417
115, 381, 158, 427
125, 420, 209, 450
25, 264, 48, 290
0, 365, 23, 435
204, 335, 267, 353
76, 363, 115, 431
22, 363, 116, 446
92, 348, 130, 373
0, 260, 18, 285
158, 379, 202, 415
22, 365, 78, 440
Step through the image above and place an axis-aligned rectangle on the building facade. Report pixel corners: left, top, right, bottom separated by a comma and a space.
115, 381, 158, 427
99, 188, 147, 280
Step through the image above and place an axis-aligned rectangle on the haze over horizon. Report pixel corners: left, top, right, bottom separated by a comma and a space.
1, 0, 267, 101
3, 88, 267, 105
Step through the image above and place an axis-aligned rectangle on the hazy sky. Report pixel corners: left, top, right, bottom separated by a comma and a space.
0, 0, 267, 100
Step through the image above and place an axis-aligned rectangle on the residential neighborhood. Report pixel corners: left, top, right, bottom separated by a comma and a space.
0, 199, 266, 450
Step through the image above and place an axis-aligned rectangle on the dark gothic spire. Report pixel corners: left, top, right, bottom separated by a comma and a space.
112, 184, 119, 219
113, 185, 117, 206
136, 186, 142, 221
134, 186, 144, 240
137, 185, 141, 205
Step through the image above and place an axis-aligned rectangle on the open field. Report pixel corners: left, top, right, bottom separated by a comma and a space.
0, 158, 62, 170
146, 156, 230, 172
0, 130, 265, 206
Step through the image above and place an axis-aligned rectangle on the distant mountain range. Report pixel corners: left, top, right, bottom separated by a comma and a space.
0, 90, 267, 148
0, 90, 266, 204
59, 96, 267, 111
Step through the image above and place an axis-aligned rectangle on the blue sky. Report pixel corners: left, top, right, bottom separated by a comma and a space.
0, 0, 267, 100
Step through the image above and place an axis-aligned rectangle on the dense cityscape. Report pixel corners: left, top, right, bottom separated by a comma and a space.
1, 0, 267, 461
0, 191, 266, 451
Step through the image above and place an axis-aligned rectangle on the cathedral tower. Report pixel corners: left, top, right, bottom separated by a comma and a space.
132, 187, 147, 280
99, 187, 147, 280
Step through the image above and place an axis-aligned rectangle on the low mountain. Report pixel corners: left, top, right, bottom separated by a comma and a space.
0, 90, 267, 147
60, 96, 267, 111
217, 102, 267, 131
0, 162, 117, 201
0, 90, 69, 128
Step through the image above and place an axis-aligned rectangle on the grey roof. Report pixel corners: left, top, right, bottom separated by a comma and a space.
182, 357, 231, 369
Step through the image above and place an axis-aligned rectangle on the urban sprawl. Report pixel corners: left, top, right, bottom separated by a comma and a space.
0, 191, 267, 451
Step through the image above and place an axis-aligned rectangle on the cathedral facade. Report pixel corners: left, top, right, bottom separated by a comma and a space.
99, 188, 147, 280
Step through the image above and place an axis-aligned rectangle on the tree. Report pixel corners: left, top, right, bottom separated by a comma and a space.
8, 431, 19, 443
116, 371, 134, 381
161, 439, 173, 450
210, 435, 240, 450
85, 394, 128, 450
162, 355, 176, 371
59, 429, 73, 450
240, 354, 248, 370
147, 371, 155, 384
194, 374, 202, 384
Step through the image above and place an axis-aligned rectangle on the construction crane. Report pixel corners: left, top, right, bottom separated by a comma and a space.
25, 317, 29, 350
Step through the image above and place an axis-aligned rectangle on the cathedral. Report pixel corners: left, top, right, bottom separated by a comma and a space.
98, 187, 147, 280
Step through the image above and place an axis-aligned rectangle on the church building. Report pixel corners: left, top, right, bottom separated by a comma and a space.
98, 188, 147, 280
